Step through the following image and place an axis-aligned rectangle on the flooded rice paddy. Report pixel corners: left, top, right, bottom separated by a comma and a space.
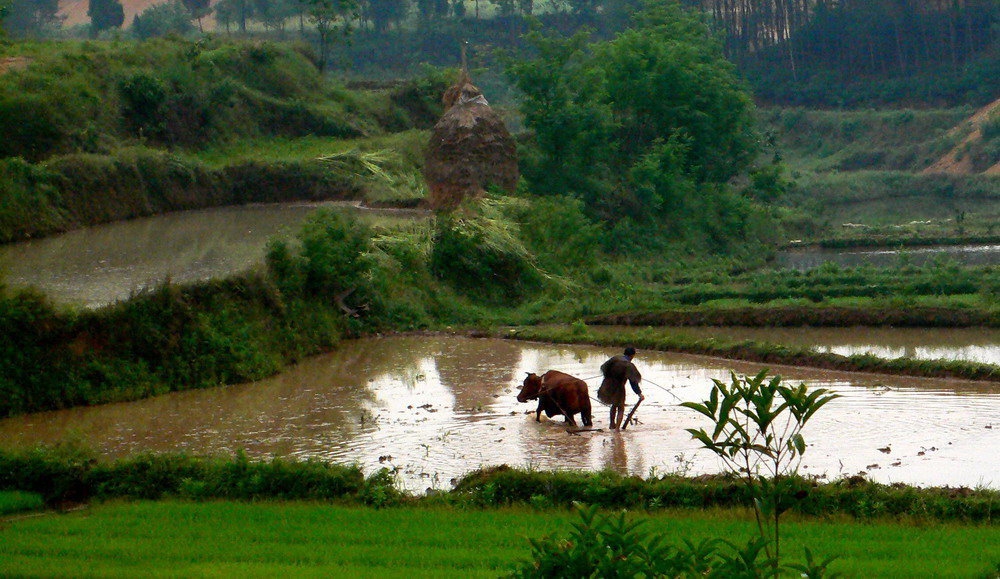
1, 336, 996, 491
775, 243, 1000, 270
595, 326, 1000, 364
0, 202, 425, 308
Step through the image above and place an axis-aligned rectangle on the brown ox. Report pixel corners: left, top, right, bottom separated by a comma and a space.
517, 371, 593, 427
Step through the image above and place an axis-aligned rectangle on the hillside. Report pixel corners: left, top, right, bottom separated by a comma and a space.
923, 97, 1000, 175
766, 105, 1000, 242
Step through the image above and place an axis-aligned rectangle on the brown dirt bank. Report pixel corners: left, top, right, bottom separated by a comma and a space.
585, 306, 998, 328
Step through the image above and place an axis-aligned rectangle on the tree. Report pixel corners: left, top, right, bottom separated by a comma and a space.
363, 0, 407, 32
131, 1, 194, 39
215, 0, 253, 32
0, 0, 10, 37
4, 0, 61, 37
507, 1, 760, 235
304, 0, 357, 71
88, 0, 125, 36
181, 0, 211, 31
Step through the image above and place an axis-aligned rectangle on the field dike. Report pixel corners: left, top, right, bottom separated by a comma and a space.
484, 326, 1000, 382
0, 451, 995, 523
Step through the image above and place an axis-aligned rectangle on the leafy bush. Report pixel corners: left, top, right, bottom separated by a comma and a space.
0, 94, 64, 160
431, 203, 544, 303
131, 0, 194, 40
0, 446, 365, 503
117, 72, 168, 134
511, 504, 832, 578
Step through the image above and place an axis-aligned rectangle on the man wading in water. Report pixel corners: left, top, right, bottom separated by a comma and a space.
598, 347, 644, 429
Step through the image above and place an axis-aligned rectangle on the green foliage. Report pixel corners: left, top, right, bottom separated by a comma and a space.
88, 0, 125, 35
430, 201, 544, 304
511, 504, 788, 578
117, 72, 168, 133
359, 467, 404, 507
0, 39, 402, 160
131, 1, 195, 40
297, 210, 375, 301
0, 446, 365, 503
0, 490, 45, 515
454, 466, 1000, 523
682, 370, 839, 568
507, 2, 772, 253
0, 272, 346, 417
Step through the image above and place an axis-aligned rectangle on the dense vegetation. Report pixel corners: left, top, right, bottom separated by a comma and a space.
2, 447, 997, 523
506, 4, 779, 254
0, 38, 443, 241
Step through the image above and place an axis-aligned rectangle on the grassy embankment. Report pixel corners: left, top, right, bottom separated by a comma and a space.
0, 38, 441, 244
0, 490, 44, 516
0, 450, 998, 576
3, 203, 997, 417
522, 261, 1000, 328
1, 501, 997, 577
488, 324, 999, 382
764, 107, 1000, 245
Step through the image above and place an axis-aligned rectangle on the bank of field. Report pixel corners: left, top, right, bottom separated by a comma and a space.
0, 501, 996, 577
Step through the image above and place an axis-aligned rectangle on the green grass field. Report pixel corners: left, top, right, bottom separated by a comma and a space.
0, 491, 44, 516
0, 502, 997, 577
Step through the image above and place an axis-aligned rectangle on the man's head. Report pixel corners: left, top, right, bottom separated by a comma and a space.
624, 347, 636, 360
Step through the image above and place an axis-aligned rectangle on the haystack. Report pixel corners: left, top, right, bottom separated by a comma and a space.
424, 76, 518, 212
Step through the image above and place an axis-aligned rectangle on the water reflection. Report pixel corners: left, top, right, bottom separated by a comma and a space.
0, 202, 427, 308
775, 244, 1000, 270
0, 336, 996, 490
594, 326, 1000, 364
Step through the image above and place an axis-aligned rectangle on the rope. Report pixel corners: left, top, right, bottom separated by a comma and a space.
579, 373, 684, 403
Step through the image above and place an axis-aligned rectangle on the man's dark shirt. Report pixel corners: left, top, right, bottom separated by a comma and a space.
600, 355, 642, 395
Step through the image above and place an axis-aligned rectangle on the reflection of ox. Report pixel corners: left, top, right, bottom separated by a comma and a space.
517, 371, 593, 427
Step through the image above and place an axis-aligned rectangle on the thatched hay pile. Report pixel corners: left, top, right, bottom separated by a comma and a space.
424, 77, 518, 212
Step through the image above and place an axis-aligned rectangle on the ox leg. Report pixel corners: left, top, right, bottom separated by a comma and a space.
564, 413, 577, 426
535, 400, 543, 422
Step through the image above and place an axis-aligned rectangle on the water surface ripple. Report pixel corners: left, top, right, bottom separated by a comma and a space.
1, 336, 996, 491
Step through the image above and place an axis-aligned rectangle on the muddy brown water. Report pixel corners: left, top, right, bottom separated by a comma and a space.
1, 336, 996, 491
594, 326, 1000, 365
0, 202, 426, 308
775, 243, 1000, 269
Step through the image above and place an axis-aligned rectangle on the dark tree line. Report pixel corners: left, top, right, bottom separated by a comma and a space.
686, 0, 997, 79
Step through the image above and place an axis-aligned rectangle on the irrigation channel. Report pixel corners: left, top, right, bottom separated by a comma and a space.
0, 336, 996, 491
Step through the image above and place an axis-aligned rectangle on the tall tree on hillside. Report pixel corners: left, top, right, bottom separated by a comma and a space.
6, 0, 62, 36
363, 0, 407, 32
181, 0, 212, 31
0, 0, 11, 37
305, 0, 357, 71
88, 0, 125, 36
214, 0, 253, 31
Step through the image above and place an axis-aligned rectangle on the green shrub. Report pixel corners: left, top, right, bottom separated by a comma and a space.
0, 447, 365, 503
431, 203, 544, 303
511, 504, 831, 578
117, 72, 168, 135
0, 94, 64, 160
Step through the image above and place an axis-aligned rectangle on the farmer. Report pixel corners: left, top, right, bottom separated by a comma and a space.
598, 347, 644, 429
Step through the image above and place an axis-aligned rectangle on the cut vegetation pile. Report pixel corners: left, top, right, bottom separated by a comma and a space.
424, 75, 517, 211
